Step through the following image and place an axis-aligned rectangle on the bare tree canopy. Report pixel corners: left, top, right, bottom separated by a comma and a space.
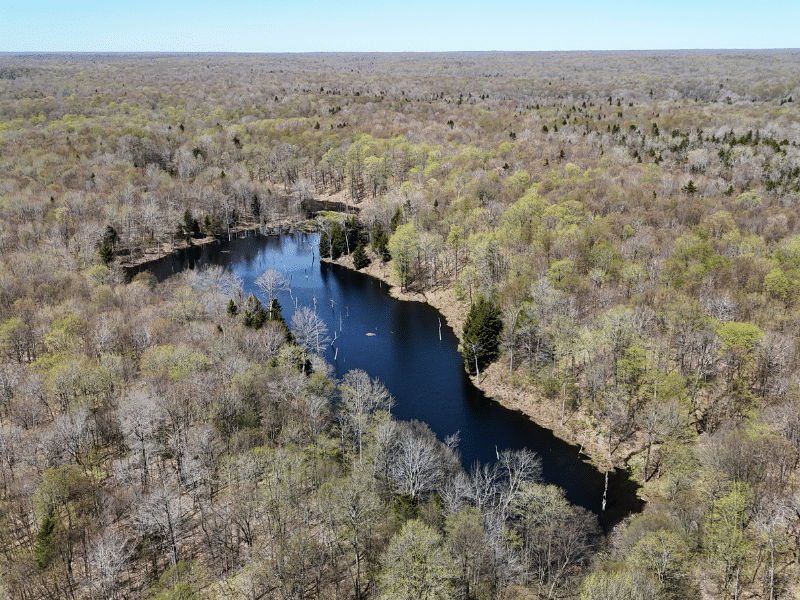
1, 50, 800, 600
291, 306, 330, 356
255, 268, 289, 308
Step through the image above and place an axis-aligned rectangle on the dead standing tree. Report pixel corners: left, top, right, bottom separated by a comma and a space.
255, 268, 289, 313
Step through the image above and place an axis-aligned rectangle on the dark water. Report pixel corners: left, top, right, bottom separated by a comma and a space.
129, 230, 643, 528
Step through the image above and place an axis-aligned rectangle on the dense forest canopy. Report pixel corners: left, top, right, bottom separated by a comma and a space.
1, 51, 800, 599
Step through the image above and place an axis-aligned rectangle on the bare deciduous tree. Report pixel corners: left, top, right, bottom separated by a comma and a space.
381, 420, 459, 500
52, 407, 94, 469
338, 369, 394, 462
117, 388, 165, 492
87, 529, 134, 600
0, 423, 22, 493
510, 482, 599, 598
317, 469, 383, 600
254, 268, 289, 311
291, 306, 330, 357
498, 448, 543, 516
133, 476, 186, 567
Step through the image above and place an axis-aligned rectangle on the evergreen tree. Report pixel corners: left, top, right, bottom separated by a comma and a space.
33, 515, 57, 570
103, 224, 118, 248
392, 493, 419, 526
373, 223, 391, 262
461, 298, 503, 378
226, 299, 238, 318
268, 299, 294, 342
352, 244, 370, 270
182, 210, 200, 240
98, 239, 114, 265
203, 214, 220, 236
319, 231, 331, 258
331, 223, 347, 259
346, 215, 366, 251
242, 295, 268, 329
390, 206, 403, 233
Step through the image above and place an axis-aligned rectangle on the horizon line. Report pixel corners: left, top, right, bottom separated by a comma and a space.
2, 48, 800, 56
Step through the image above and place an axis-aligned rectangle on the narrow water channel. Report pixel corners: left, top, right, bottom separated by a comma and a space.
129, 230, 643, 528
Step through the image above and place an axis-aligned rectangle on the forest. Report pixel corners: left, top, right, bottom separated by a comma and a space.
1, 50, 800, 599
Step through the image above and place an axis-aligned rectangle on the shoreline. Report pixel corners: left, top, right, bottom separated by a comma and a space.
334, 252, 640, 475
117, 189, 354, 271
117, 219, 305, 271
128, 220, 640, 478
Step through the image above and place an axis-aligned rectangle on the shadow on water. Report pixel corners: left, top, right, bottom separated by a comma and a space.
128, 230, 643, 530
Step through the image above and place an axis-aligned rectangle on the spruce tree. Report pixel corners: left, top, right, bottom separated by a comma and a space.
461, 298, 503, 378
331, 223, 346, 259
268, 299, 294, 342
319, 231, 331, 258
33, 515, 56, 570
372, 223, 391, 262
242, 295, 268, 329
98, 239, 114, 265
352, 244, 370, 270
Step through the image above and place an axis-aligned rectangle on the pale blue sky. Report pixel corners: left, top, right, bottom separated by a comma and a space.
1, 0, 797, 52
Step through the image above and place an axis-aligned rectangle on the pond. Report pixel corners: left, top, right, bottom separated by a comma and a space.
129, 229, 643, 528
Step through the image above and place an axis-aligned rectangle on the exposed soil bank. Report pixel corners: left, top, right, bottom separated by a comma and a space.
129, 227, 644, 524
336, 252, 643, 476
128, 218, 642, 479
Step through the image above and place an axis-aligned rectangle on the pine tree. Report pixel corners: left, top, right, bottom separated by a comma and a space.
242, 295, 268, 329
346, 215, 366, 251
372, 223, 391, 262
103, 224, 118, 248
331, 223, 346, 259
268, 299, 294, 342
33, 515, 57, 570
390, 206, 403, 233
352, 244, 370, 270
461, 298, 503, 378
319, 231, 331, 258
183, 209, 200, 238
98, 239, 114, 265
203, 214, 219, 236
